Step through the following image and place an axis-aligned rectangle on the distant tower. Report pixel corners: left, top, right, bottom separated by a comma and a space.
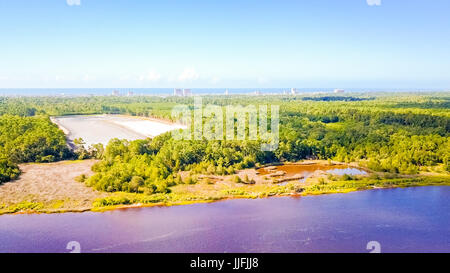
291, 88, 297, 95
173, 88, 183, 96
127, 91, 134, 97
112, 90, 120, 96
225, 89, 229, 95
183, 89, 192, 96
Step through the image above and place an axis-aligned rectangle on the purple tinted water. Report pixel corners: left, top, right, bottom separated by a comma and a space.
0, 186, 449, 253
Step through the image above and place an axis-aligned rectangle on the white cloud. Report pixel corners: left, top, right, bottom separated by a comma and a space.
67, 0, 81, 6
366, 0, 381, 6
178, 68, 199, 82
139, 70, 161, 82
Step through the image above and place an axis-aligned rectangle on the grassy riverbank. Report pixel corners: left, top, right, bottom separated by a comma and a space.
90, 172, 450, 211
1, 160, 448, 215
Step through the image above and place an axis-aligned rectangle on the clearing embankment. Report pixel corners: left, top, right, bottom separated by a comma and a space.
0, 160, 108, 214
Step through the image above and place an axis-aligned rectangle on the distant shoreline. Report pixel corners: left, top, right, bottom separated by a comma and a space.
1, 88, 450, 98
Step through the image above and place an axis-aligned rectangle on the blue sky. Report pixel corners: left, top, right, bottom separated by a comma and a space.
0, 0, 449, 89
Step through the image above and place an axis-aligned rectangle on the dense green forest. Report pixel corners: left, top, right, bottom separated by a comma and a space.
0, 115, 71, 183
0, 93, 449, 193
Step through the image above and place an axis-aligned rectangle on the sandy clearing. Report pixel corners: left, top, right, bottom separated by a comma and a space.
0, 160, 108, 211
114, 119, 185, 137
51, 115, 186, 147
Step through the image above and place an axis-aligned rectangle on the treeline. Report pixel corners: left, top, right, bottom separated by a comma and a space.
0, 96, 184, 120
302, 96, 374, 102
0, 115, 71, 183
1, 94, 448, 129
277, 119, 449, 174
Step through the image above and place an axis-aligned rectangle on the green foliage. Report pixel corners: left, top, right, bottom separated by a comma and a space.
303, 175, 450, 195
1, 93, 448, 192
92, 193, 169, 207
341, 174, 353, 181
129, 176, 144, 192
0, 115, 71, 163
232, 175, 242, 183
0, 159, 21, 183
74, 174, 87, 183
0, 115, 71, 182
3, 201, 44, 213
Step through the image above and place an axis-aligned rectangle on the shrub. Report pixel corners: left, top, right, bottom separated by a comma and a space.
74, 174, 87, 183
232, 175, 242, 183
0, 159, 21, 184
342, 174, 353, 181
184, 175, 198, 185
129, 176, 144, 192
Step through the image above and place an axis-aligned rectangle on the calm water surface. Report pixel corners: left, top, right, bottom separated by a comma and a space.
0, 186, 449, 253
258, 164, 367, 184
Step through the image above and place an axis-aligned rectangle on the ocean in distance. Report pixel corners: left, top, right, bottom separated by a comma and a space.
0, 88, 446, 97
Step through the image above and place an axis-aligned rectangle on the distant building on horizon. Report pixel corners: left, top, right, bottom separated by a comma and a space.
127, 91, 134, 96
173, 88, 192, 96
291, 88, 297, 95
225, 89, 229, 95
173, 88, 183, 96
183, 89, 192, 96
112, 90, 120, 96
334, 89, 345, 93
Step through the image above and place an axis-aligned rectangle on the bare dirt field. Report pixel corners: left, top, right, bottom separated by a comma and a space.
0, 160, 108, 212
